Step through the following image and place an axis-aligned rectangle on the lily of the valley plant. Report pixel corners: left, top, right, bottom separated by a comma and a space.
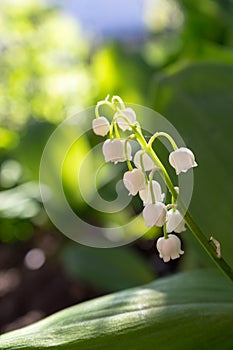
93, 95, 233, 281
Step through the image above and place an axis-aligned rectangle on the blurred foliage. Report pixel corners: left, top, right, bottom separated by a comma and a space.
143, 0, 233, 69
92, 43, 153, 103
0, 0, 95, 242
0, 0, 233, 292
0, 0, 95, 128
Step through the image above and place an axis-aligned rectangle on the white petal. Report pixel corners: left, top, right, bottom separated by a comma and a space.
92, 117, 110, 136
169, 147, 197, 175
123, 169, 146, 196
163, 256, 171, 262
171, 253, 179, 260
102, 139, 131, 163
166, 209, 186, 233
143, 203, 166, 227
115, 108, 136, 131
139, 181, 164, 205
134, 151, 157, 171
156, 234, 184, 262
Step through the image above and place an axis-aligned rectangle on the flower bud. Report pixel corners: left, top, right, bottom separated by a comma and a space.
166, 209, 186, 233
156, 234, 184, 262
123, 169, 146, 196
92, 117, 110, 136
169, 147, 197, 175
143, 202, 166, 227
139, 180, 164, 205
134, 150, 157, 171
102, 139, 132, 164
115, 108, 136, 131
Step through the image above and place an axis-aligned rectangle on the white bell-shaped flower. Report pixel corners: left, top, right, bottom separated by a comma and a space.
166, 209, 186, 233
92, 117, 110, 136
134, 150, 157, 171
123, 169, 146, 196
143, 202, 166, 227
169, 147, 197, 175
115, 108, 136, 131
139, 180, 164, 205
156, 234, 184, 262
102, 139, 132, 164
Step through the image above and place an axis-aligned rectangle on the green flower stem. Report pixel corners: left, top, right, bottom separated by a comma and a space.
109, 123, 114, 139
148, 132, 179, 151
95, 94, 121, 119
163, 223, 168, 239
149, 170, 156, 204
171, 193, 177, 212
95, 99, 114, 118
113, 114, 130, 125
183, 210, 233, 280
132, 126, 177, 198
124, 139, 133, 172
111, 95, 125, 109
113, 122, 120, 139
139, 152, 149, 185
132, 125, 233, 283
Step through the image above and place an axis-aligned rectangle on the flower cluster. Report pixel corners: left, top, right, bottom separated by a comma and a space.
93, 95, 198, 263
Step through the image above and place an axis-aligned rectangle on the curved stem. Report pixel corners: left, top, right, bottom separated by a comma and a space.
113, 114, 131, 129
95, 95, 116, 118
148, 132, 178, 151
132, 125, 233, 283
94, 98, 233, 283
112, 95, 125, 109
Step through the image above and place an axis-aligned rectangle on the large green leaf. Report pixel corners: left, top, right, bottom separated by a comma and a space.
151, 61, 233, 266
0, 270, 233, 349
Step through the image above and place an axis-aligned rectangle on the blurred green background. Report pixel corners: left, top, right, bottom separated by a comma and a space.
0, 0, 233, 334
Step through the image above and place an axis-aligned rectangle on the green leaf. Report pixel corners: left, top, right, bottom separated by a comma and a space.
0, 270, 233, 349
61, 243, 154, 292
151, 61, 233, 266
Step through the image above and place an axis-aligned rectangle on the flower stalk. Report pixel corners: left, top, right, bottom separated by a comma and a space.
93, 95, 233, 283
134, 123, 233, 283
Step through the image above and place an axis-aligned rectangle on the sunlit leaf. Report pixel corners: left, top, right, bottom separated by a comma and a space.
0, 270, 232, 349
